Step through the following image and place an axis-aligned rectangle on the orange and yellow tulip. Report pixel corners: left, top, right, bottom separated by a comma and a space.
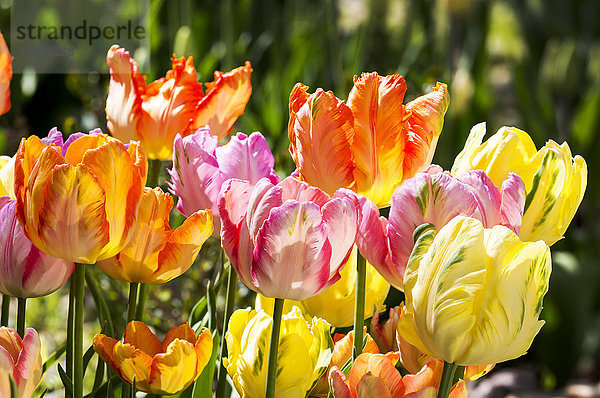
14, 130, 147, 263
106, 45, 252, 160
94, 321, 212, 395
97, 187, 212, 283
288, 73, 449, 207
0, 30, 11, 116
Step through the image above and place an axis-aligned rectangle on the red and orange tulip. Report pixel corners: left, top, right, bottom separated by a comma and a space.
288, 73, 449, 207
97, 187, 212, 283
94, 321, 212, 395
14, 130, 147, 263
106, 45, 252, 160
0, 30, 11, 116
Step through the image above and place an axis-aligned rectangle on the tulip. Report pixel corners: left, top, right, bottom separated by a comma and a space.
0, 30, 11, 116
452, 123, 587, 245
257, 246, 389, 328
288, 73, 449, 207
14, 130, 147, 264
106, 45, 252, 160
312, 329, 380, 396
0, 155, 14, 198
397, 216, 551, 366
0, 198, 74, 297
0, 327, 42, 398
219, 176, 358, 301
329, 353, 467, 398
353, 165, 526, 290
94, 321, 212, 395
223, 307, 333, 398
168, 127, 279, 235
96, 187, 212, 283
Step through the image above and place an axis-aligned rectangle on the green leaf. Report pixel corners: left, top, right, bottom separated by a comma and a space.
42, 342, 66, 374
86, 270, 115, 337
58, 363, 74, 397
207, 282, 217, 332
188, 296, 208, 327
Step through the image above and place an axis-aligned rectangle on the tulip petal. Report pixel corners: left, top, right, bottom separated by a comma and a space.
246, 178, 282, 240
191, 61, 253, 140
154, 209, 212, 283
38, 164, 109, 263
80, 140, 144, 260
148, 339, 198, 394
219, 179, 255, 288
123, 321, 162, 358
93, 334, 121, 377
499, 172, 526, 233
112, 342, 153, 388
252, 201, 332, 300
357, 375, 393, 398
0, 31, 11, 116
13, 329, 42, 397
329, 367, 355, 398
321, 197, 358, 279
288, 87, 355, 195
348, 73, 410, 205
194, 328, 213, 375
106, 45, 145, 142
0, 327, 21, 363
279, 176, 331, 207
161, 324, 197, 350
0, 155, 15, 198
404, 82, 449, 176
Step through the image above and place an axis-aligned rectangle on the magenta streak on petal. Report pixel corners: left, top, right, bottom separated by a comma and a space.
278, 176, 330, 207
12, 328, 40, 387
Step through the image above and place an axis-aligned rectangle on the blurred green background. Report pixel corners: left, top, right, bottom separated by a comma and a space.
0, 0, 599, 394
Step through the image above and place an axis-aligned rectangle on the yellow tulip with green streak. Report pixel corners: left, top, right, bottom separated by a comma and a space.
224, 307, 333, 398
452, 123, 587, 245
398, 216, 551, 366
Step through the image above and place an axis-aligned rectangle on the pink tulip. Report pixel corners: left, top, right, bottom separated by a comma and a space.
168, 127, 279, 235
219, 176, 358, 300
0, 327, 42, 398
355, 165, 525, 290
0, 197, 74, 298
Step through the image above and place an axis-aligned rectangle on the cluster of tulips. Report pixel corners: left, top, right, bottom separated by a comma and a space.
0, 28, 588, 398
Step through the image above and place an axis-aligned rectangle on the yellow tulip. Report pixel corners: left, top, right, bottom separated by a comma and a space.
93, 321, 212, 395
257, 246, 390, 328
452, 123, 587, 245
224, 307, 333, 398
97, 187, 213, 283
398, 216, 551, 366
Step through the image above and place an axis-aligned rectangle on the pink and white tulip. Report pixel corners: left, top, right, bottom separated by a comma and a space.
0, 197, 74, 298
356, 165, 526, 290
219, 176, 359, 301
168, 127, 279, 235
0, 327, 42, 398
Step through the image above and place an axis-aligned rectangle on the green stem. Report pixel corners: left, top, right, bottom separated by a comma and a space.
73, 263, 86, 398
134, 283, 147, 322
1, 295, 10, 327
147, 159, 161, 188
353, 252, 367, 359
438, 362, 458, 398
127, 282, 139, 323
216, 264, 237, 397
16, 298, 26, 338
265, 298, 284, 398
67, 276, 75, 381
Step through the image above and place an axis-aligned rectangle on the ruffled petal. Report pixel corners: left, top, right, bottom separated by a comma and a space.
190, 61, 253, 140
122, 321, 162, 358
148, 339, 198, 394
112, 342, 153, 389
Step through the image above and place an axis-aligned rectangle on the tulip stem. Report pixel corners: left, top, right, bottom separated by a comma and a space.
265, 297, 284, 398
216, 263, 237, 397
67, 279, 75, 381
438, 362, 459, 398
1, 295, 9, 327
134, 283, 147, 322
73, 263, 86, 398
353, 252, 367, 359
147, 159, 162, 187
127, 282, 139, 323
16, 298, 26, 338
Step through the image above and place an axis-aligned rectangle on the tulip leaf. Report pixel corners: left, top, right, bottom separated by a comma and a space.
42, 342, 66, 373
192, 329, 220, 398
57, 363, 74, 396
92, 355, 105, 392
188, 296, 208, 327
207, 281, 217, 332
86, 269, 115, 337
9, 375, 18, 398
82, 345, 96, 378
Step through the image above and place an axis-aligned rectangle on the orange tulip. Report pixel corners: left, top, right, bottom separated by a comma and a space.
329, 353, 467, 398
0, 30, 11, 116
106, 45, 252, 160
97, 187, 213, 283
94, 321, 212, 395
14, 131, 147, 263
288, 74, 449, 207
